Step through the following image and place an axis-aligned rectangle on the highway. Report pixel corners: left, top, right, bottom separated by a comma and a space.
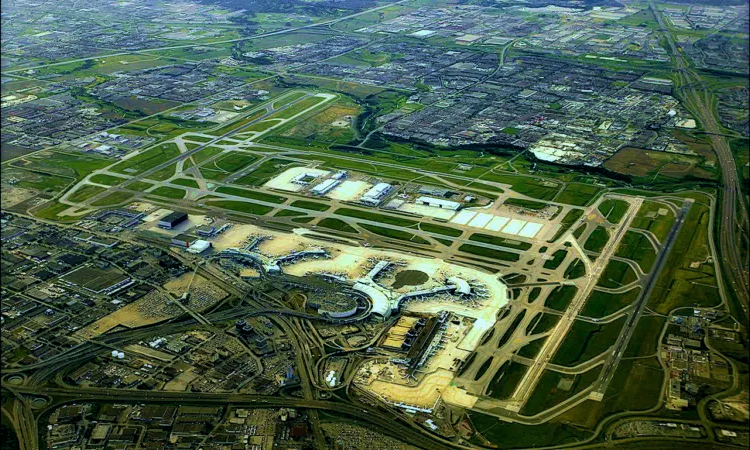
2, 384, 461, 450
650, 3, 749, 322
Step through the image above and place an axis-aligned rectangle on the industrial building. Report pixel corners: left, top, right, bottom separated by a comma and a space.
418, 186, 453, 197
311, 178, 341, 196
171, 234, 198, 248
360, 183, 393, 206
196, 225, 216, 237
415, 196, 461, 210
158, 211, 187, 230
187, 240, 212, 254
291, 172, 319, 185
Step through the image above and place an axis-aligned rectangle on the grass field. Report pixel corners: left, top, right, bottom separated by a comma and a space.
203, 110, 266, 136
272, 96, 327, 120
517, 337, 547, 359
290, 199, 330, 211
192, 146, 225, 165
125, 181, 154, 192
548, 208, 583, 242
111, 144, 179, 176
474, 356, 494, 381
528, 287, 542, 303
90, 191, 134, 206
583, 226, 609, 253
214, 152, 257, 172
272, 92, 306, 109
244, 120, 281, 132
146, 163, 178, 182
207, 200, 273, 215
16, 151, 113, 182
419, 222, 462, 237
623, 315, 666, 358
359, 223, 429, 244
89, 174, 126, 186
647, 195, 721, 314
32, 201, 76, 221
68, 185, 107, 203
151, 186, 186, 199
599, 356, 664, 414
481, 172, 560, 200
604, 147, 716, 183
496, 310, 527, 350
551, 316, 627, 366
580, 287, 641, 318
521, 366, 601, 416
573, 223, 586, 239
597, 199, 629, 223
183, 134, 213, 143
597, 260, 637, 289
504, 198, 549, 211
468, 233, 532, 250
1, 167, 72, 193
335, 208, 418, 227
469, 411, 592, 448
171, 178, 200, 189
555, 183, 602, 206
215, 186, 286, 204
234, 158, 296, 186
486, 361, 528, 400
528, 312, 560, 334
615, 230, 657, 272
458, 244, 520, 262
269, 96, 360, 149
275, 209, 306, 218
564, 258, 586, 279
630, 201, 676, 242
543, 249, 568, 270
544, 286, 578, 311
317, 218, 358, 233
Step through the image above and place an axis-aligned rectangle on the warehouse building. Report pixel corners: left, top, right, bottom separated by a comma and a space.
360, 183, 393, 206
158, 211, 187, 230
171, 234, 198, 248
415, 196, 461, 210
187, 240, 212, 254
311, 178, 341, 196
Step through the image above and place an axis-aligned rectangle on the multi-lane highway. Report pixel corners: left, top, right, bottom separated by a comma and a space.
3, 385, 460, 450
650, 3, 749, 321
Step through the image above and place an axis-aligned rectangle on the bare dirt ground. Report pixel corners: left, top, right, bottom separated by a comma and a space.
0, 186, 36, 208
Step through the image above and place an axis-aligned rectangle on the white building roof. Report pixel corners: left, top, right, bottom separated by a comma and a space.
188, 240, 212, 253
311, 178, 340, 194
353, 281, 393, 318
416, 196, 461, 210
447, 277, 471, 295
362, 183, 392, 200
